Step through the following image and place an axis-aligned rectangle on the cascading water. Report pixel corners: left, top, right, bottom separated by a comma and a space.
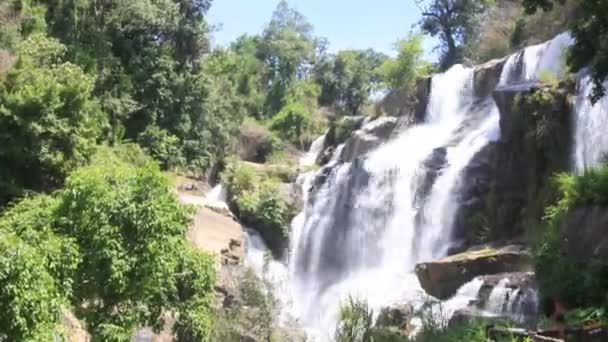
485, 280, 539, 324
285, 64, 504, 340
243, 33, 576, 340
572, 76, 608, 173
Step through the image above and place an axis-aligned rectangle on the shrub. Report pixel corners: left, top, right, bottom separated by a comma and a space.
270, 101, 319, 147
237, 118, 282, 163
221, 160, 293, 255
335, 297, 375, 342
138, 125, 184, 170
237, 179, 291, 254
0, 155, 217, 341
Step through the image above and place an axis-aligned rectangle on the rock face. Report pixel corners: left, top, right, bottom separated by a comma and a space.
560, 206, 608, 264
377, 76, 430, 124
473, 57, 506, 98
339, 117, 399, 162
451, 84, 573, 250
415, 245, 532, 300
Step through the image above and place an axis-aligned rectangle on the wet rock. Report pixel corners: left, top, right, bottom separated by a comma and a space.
560, 206, 608, 264
279, 182, 304, 212
415, 245, 532, 300
474, 57, 507, 98
339, 117, 399, 162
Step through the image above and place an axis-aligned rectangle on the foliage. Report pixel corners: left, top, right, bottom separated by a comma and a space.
236, 179, 291, 255
222, 160, 293, 255
56, 161, 215, 339
0, 195, 79, 341
0, 231, 65, 341
379, 33, 433, 90
0, 155, 217, 341
138, 125, 184, 170
0, 34, 105, 205
416, 0, 493, 70
258, 1, 319, 115
534, 167, 608, 309
523, 0, 608, 102
335, 297, 375, 342
315, 49, 388, 116
211, 268, 279, 341
270, 101, 315, 147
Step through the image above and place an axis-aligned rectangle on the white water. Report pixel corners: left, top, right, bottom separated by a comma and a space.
284, 65, 506, 340
572, 76, 608, 173
500, 32, 573, 85
483, 276, 539, 325
240, 33, 576, 341
206, 184, 227, 203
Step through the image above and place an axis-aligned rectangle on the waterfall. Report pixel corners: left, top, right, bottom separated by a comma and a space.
206, 183, 228, 203
482, 276, 539, 326
572, 75, 608, 173
284, 65, 505, 339
500, 32, 573, 85
237, 33, 577, 340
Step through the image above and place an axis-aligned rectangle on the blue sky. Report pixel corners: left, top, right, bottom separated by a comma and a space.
207, 0, 437, 59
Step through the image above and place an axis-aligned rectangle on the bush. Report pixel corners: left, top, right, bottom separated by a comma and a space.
335, 297, 375, 342
237, 118, 282, 163
0, 230, 69, 341
236, 179, 291, 255
138, 125, 184, 170
221, 160, 293, 255
0, 155, 217, 341
270, 101, 318, 147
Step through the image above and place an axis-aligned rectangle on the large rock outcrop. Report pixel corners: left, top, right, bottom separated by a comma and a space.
415, 245, 532, 300
560, 206, 608, 264
339, 117, 399, 162
473, 57, 506, 98
451, 84, 574, 250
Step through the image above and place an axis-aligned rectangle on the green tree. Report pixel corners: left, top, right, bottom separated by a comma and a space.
379, 33, 433, 90
0, 195, 80, 341
56, 161, 216, 340
315, 49, 388, 116
258, 0, 318, 115
0, 34, 105, 204
416, 0, 492, 70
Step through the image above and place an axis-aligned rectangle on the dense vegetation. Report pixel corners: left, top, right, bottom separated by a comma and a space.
1, 0, 608, 340
0, 146, 216, 340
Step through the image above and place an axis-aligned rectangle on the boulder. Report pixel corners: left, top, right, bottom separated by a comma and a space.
415, 245, 532, 300
473, 57, 507, 98
560, 206, 608, 264
339, 117, 399, 162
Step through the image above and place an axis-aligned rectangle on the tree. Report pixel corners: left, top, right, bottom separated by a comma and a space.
0, 34, 105, 204
378, 33, 433, 90
258, 0, 318, 115
0, 153, 217, 341
315, 49, 388, 116
416, 0, 492, 70
523, 0, 608, 102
